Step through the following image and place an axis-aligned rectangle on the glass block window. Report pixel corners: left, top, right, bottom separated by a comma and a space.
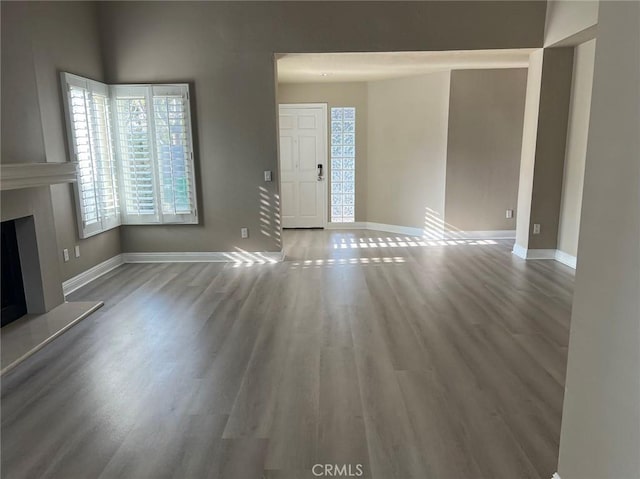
330, 107, 355, 223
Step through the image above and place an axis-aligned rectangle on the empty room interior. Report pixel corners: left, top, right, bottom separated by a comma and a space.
1, 1, 638, 479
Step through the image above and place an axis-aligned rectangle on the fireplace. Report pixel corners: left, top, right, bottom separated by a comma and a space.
1, 219, 27, 326
1, 164, 71, 316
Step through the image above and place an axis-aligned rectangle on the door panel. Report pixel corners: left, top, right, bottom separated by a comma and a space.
278, 105, 327, 228
280, 181, 296, 219
299, 181, 318, 216
279, 114, 295, 130
297, 114, 317, 129
279, 136, 294, 172
298, 136, 318, 171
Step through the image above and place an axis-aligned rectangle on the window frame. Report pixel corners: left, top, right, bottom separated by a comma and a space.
330, 106, 356, 223
111, 83, 198, 226
150, 84, 198, 224
61, 73, 198, 238
61, 73, 121, 239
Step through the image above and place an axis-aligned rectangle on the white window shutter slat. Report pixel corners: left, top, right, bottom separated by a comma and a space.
62, 73, 120, 238
151, 85, 197, 223
112, 87, 160, 223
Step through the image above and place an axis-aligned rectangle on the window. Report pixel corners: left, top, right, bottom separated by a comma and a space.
62, 73, 197, 238
330, 107, 355, 223
62, 75, 120, 238
112, 85, 197, 225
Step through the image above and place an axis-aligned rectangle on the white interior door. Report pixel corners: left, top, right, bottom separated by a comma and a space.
278, 104, 327, 228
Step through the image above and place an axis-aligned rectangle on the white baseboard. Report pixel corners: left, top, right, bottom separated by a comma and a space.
327, 221, 515, 240
554, 250, 577, 268
526, 249, 557, 260
455, 230, 516, 240
512, 243, 528, 259
325, 222, 367, 230
122, 250, 285, 264
512, 245, 577, 269
366, 222, 424, 237
63, 250, 285, 296
62, 254, 124, 296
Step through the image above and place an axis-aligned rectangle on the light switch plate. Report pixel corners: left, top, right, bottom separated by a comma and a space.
74, 245, 80, 258
63, 249, 70, 262
264, 170, 272, 182
506, 209, 513, 219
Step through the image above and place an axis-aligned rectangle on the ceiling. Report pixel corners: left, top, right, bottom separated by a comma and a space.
277, 50, 534, 83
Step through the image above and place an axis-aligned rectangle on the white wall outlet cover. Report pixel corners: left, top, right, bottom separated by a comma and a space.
63, 249, 70, 262
74, 245, 80, 258
241, 228, 249, 239
264, 170, 272, 182
533, 223, 541, 234
506, 209, 514, 219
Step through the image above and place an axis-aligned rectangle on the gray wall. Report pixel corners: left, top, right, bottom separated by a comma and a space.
557, 1, 640, 478
544, 0, 598, 47
98, 1, 546, 253
557, 39, 596, 258
529, 47, 573, 249
367, 73, 451, 231
528, 48, 574, 250
445, 69, 527, 232
276, 82, 368, 223
0, 2, 46, 165
1, 1, 122, 282
515, 48, 575, 251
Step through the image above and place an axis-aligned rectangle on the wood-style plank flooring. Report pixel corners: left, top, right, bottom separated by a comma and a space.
1, 230, 574, 479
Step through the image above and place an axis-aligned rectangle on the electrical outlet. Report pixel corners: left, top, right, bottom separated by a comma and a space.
63, 249, 70, 262
241, 228, 249, 239
533, 223, 541, 235
506, 209, 514, 219
74, 245, 80, 258
264, 170, 272, 182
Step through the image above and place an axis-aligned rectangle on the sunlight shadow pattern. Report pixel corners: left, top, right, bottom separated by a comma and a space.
332, 236, 498, 250
227, 248, 280, 268
290, 257, 406, 269
423, 207, 497, 241
259, 186, 282, 249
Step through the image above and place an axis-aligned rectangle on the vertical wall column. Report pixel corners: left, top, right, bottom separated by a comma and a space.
514, 47, 574, 257
557, 1, 640, 477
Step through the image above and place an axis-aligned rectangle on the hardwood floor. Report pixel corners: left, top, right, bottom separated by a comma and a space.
1, 229, 575, 479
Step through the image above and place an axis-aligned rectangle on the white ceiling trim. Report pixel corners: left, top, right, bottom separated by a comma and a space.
277, 49, 534, 83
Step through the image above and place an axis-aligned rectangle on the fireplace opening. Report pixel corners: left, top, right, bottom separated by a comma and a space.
1, 220, 27, 327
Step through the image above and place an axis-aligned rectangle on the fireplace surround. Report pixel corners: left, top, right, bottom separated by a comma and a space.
1, 163, 72, 315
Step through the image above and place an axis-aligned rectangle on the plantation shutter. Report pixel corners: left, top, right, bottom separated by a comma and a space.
112, 86, 160, 223
113, 84, 197, 225
63, 74, 198, 230
151, 85, 197, 223
62, 73, 120, 238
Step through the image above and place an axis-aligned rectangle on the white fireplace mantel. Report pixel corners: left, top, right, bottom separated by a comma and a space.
1, 162, 76, 191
